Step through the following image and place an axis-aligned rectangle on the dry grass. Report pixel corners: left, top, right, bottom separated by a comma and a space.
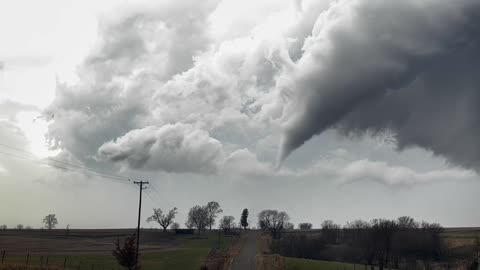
258, 233, 271, 254
256, 254, 286, 270
202, 249, 229, 270
445, 238, 477, 249
223, 235, 243, 270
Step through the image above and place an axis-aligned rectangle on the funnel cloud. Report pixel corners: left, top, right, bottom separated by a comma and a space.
280, 0, 480, 172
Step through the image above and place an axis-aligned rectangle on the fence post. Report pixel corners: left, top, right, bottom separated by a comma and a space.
91, 264, 94, 270
78, 261, 82, 270
26, 252, 30, 265
1, 250, 5, 265
46, 256, 49, 266
41, 255, 44, 267
63, 257, 67, 270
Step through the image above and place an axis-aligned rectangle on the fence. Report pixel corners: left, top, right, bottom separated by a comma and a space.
0, 250, 121, 270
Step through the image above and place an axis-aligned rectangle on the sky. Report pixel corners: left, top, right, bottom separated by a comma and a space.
0, 0, 479, 229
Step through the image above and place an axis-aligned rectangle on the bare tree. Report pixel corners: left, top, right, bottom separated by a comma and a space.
186, 205, 208, 233
321, 220, 341, 230
219, 216, 235, 233
343, 220, 376, 267
146, 207, 178, 232
0, 225, 6, 230
321, 220, 341, 244
298, 223, 313, 230
43, 214, 58, 229
16, 224, 24, 230
66, 224, 70, 238
170, 222, 180, 230
397, 216, 418, 229
371, 218, 398, 270
257, 209, 290, 239
284, 222, 294, 230
205, 201, 223, 230
419, 221, 444, 263
393, 216, 418, 268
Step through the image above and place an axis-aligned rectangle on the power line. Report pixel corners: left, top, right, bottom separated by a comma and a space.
148, 182, 163, 200
0, 143, 132, 181
143, 189, 156, 202
0, 150, 130, 183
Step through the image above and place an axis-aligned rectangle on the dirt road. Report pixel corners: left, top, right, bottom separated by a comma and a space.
231, 231, 259, 270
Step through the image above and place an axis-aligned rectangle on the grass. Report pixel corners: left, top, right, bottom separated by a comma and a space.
0, 265, 63, 270
1, 233, 232, 270
285, 257, 376, 270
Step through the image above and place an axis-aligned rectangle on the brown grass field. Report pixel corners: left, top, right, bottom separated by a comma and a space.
443, 227, 480, 251
0, 229, 182, 255
0, 229, 233, 270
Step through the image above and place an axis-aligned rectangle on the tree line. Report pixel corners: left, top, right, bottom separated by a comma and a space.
145, 201, 249, 233
255, 209, 454, 270
1, 214, 58, 230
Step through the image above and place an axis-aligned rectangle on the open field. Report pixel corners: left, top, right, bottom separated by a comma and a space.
442, 228, 480, 249
0, 229, 232, 270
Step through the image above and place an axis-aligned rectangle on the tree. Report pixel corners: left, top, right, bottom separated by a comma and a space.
397, 216, 418, 229
393, 216, 418, 268
321, 220, 340, 230
146, 207, 178, 232
257, 209, 290, 239
112, 233, 138, 270
419, 221, 444, 261
240, 208, 249, 229
321, 220, 341, 244
343, 220, 376, 267
284, 222, 294, 230
205, 201, 223, 230
43, 214, 58, 229
170, 222, 180, 230
186, 205, 208, 233
16, 224, 24, 230
219, 216, 235, 233
298, 223, 313, 230
370, 219, 398, 270
0, 225, 6, 230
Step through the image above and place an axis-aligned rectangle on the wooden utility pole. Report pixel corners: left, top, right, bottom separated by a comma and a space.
133, 180, 148, 266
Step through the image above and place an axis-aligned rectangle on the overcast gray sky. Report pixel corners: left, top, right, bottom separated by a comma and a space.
1, 0, 479, 229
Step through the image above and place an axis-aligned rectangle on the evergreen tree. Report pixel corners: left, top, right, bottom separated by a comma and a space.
240, 208, 249, 229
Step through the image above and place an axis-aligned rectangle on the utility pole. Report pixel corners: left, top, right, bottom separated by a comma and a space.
133, 180, 148, 266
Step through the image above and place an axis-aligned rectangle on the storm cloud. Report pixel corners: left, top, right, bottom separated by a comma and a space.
45, 0, 480, 179
280, 0, 480, 173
